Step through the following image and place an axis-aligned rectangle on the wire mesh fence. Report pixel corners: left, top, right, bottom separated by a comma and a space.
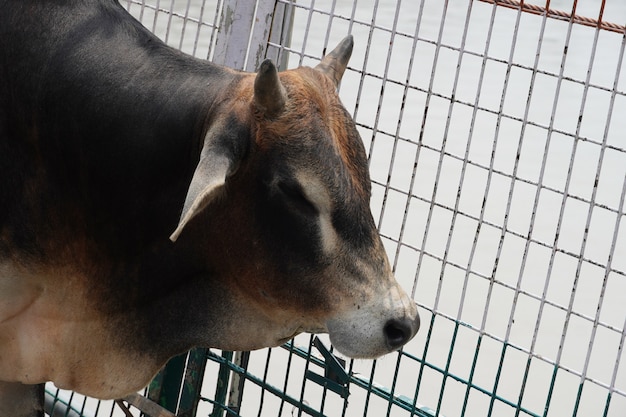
45, 0, 626, 416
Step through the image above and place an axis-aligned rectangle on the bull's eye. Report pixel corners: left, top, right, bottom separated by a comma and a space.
277, 180, 318, 216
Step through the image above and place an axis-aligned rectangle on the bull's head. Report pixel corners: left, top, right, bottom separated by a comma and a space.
171, 36, 419, 358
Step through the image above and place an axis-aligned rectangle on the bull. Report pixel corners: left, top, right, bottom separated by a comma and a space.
0, 0, 420, 415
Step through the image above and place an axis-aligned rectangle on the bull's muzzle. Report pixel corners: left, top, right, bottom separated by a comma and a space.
326, 284, 420, 359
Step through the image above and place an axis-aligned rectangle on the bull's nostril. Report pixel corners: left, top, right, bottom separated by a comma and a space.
384, 318, 414, 350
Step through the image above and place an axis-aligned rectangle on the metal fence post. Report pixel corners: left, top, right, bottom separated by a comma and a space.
213, 0, 293, 72
147, 348, 208, 417
148, 353, 187, 413
212, 0, 256, 70
226, 351, 250, 414
178, 348, 209, 417
209, 351, 234, 417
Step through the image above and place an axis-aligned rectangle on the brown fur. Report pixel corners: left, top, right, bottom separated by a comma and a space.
251, 68, 370, 201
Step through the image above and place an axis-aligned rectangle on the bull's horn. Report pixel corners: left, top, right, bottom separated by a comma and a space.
315, 35, 354, 87
254, 59, 286, 119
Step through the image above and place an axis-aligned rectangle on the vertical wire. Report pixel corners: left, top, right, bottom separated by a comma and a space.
601, 173, 626, 417
341, 360, 355, 417
573, 6, 625, 415
362, 359, 378, 417
371, 0, 404, 229
370, 2, 428, 414
66, 391, 77, 417
541, 0, 586, 414
375, 0, 431, 414
435, 321, 461, 416
190, 0, 207, 57
411, 1, 476, 413
452, 0, 499, 327
359, 0, 382, 161
606, 313, 626, 416
206, 0, 224, 60
295, 335, 315, 417
411, 0, 452, 313
604, 176, 626, 417
77, 394, 87, 417
177, 0, 192, 51
410, 0, 452, 410
94, 392, 104, 417
106, 393, 116, 417
502, 2, 545, 344
484, 2, 527, 415
479, 0, 546, 355
460, 333, 484, 417
338, 0, 359, 111
470, 0, 534, 387
320, 0, 338, 56
320, 344, 340, 417
514, 4, 557, 411
348, 0, 366, 123
603, 29, 626, 417
385, 350, 405, 416
296, 0, 317, 67
277, 343, 296, 417
151, 0, 162, 34
457, 1, 502, 414
570, 47, 604, 417
346, 0, 357, 35
256, 348, 273, 417
163, 0, 176, 45
138, 0, 147, 24
350, 1, 413, 410
434, 0, 476, 318
390, 0, 430, 279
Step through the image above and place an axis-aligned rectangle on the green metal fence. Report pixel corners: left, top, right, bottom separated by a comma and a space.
46, 0, 626, 416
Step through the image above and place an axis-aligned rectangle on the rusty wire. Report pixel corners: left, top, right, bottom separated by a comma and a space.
476, 0, 626, 34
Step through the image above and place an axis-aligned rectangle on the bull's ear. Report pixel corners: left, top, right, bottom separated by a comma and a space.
170, 127, 244, 242
254, 59, 286, 119
315, 35, 353, 87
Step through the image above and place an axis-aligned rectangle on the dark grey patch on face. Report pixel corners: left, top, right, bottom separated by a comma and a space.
331, 201, 377, 249
255, 161, 325, 270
